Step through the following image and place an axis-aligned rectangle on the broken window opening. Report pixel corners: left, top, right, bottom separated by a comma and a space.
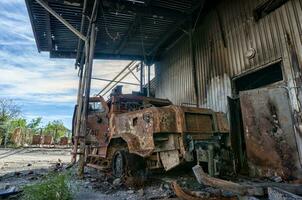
233, 61, 283, 95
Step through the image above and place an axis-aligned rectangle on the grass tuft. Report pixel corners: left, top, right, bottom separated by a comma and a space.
21, 172, 73, 200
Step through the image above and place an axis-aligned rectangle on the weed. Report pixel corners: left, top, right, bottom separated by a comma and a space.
21, 172, 73, 200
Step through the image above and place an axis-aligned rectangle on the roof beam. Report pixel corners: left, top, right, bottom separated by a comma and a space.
114, 15, 140, 54
35, 0, 87, 42
148, 0, 206, 57
50, 51, 147, 60
102, 0, 187, 20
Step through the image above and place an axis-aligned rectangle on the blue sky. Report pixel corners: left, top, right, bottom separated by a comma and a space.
0, 0, 144, 129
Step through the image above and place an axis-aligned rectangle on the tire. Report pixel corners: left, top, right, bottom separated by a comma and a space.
112, 150, 128, 178
112, 150, 146, 178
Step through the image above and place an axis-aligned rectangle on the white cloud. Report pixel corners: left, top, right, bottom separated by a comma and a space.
0, 0, 143, 127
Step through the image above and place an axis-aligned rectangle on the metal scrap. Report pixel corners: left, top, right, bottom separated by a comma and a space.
171, 181, 238, 200
192, 165, 264, 196
268, 187, 302, 200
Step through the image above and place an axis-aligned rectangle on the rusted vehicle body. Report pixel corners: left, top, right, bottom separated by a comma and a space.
79, 88, 231, 177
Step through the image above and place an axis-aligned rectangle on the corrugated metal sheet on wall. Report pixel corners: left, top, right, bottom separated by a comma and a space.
156, 36, 196, 105
156, 0, 302, 115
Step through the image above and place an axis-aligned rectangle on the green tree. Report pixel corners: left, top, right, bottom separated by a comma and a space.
27, 117, 42, 134
0, 99, 21, 145
0, 99, 21, 122
44, 120, 68, 142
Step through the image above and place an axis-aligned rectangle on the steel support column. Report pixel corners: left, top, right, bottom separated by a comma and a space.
147, 64, 151, 97
77, 0, 99, 177
140, 61, 145, 93
71, 0, 87, 164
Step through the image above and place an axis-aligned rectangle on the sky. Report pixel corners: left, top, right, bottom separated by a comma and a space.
0, 0, 148, 129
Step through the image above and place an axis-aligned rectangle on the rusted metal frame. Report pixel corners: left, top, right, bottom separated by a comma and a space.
91, 77, 140, 86
102, 63, 139, 96
34, 0, 87, 42
75, 0, 88, 68
96, 61, 135, 96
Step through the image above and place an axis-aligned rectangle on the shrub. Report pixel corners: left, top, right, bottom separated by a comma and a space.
21, 173, 73, 200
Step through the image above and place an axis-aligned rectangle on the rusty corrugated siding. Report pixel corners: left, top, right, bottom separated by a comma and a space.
156, 0, 302, 114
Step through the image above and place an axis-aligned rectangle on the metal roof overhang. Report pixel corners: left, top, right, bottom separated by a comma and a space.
25, 0, 207, 62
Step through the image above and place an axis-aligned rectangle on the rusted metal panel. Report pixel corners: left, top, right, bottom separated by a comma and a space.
111, 106, 182, 157
240, 87, 301, 179
215, 112, 230, 133
160, 150, 180, 171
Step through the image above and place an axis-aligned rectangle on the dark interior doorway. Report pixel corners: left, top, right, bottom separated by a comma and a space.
228, 61, 283, 174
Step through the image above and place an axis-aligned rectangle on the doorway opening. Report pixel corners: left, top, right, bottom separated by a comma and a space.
228, 61, 283, 174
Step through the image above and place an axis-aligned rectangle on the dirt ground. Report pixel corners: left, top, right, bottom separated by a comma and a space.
0, 147, 191, 200
0, 147, 71, 189
1, 147, 283, 200
0, 147, 71, 176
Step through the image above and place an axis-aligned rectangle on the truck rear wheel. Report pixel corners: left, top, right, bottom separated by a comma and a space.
112, 150, 127, 178
112, 150, 146, 178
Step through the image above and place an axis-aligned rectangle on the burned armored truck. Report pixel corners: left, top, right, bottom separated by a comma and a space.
74, 87, 232, 177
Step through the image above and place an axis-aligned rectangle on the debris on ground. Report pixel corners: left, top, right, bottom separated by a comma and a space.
0, 186, 21, 198
193, 165, 264, 196
268, 187, 302, 200
171, 181, 238, 200
2, 147, 302, 200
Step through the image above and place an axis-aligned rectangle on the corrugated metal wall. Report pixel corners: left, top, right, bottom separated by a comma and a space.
156, 36, 196, 105
156, 0, 302, 114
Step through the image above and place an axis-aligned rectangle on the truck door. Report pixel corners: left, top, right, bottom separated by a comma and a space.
239, 87, 301, 179
87, 97, 109, 157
